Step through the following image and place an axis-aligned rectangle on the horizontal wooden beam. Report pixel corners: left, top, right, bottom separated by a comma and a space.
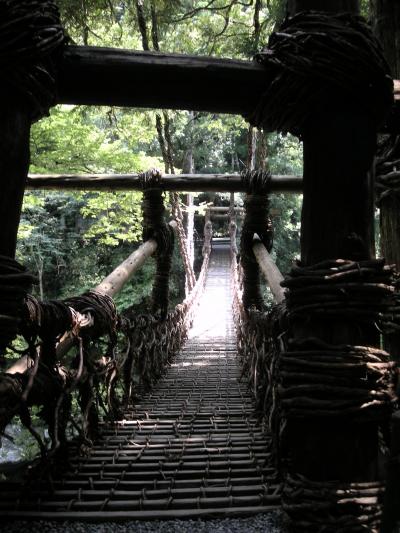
58, 46, 268, 115
205, 207, 244, 212
27, 173, 303, 193
56, 46, 400, 131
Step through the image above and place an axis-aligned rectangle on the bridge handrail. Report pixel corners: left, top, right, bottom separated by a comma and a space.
1, 217, 211, 461
252, 233, 285, 304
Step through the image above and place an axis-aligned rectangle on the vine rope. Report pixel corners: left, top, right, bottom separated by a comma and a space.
140, 169, 175, 319
247, 11, 393, 136
240, 169, 273, 311
0, 0, 66, 120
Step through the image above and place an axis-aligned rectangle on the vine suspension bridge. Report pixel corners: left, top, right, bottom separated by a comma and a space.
0, 241, 281, 520
1, 1, 400, 532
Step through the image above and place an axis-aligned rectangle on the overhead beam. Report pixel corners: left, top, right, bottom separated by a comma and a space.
57, 46, 400, 129
288, 0, 358, 13
58, 46, 267, 115
27, 173, 303, 193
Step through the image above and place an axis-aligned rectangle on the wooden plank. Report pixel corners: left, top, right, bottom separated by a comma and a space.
26, 173, 302, 193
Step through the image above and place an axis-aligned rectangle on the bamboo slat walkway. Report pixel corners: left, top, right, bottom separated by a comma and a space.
0, 241, 280, 521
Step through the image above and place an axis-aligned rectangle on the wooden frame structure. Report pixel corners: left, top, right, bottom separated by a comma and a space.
57, 46, 400, 120
0, 0, 399, 529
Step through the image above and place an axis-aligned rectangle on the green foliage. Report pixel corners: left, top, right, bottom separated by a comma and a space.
30, 106, 162, 174
80, 191, 143, 246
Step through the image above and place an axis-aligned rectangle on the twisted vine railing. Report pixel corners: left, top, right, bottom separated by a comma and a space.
122, 233, 210, 401
231, 221, 399, 531
0, 191, 211, 468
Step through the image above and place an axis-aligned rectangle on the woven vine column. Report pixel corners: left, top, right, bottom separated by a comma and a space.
247, 0, 397, 529
0, 2, 65, 354
240, 170, 273, 311
140, 169, 175, 320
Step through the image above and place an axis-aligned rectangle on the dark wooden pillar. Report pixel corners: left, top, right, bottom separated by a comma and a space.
372, 0, 400, 361
301, 107, 376, 265
0, 103, 31, 258
286, 0, 381, 483
372, 4, 400, 529
288, 0, 358, 12
372, 1, 400, 79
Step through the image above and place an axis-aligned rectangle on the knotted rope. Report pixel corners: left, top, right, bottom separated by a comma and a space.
64, 291, 118, 348
140, 169, 174, 319
247, 11, 393, 136
240, 169, 273, 311
0, 0, 66, 121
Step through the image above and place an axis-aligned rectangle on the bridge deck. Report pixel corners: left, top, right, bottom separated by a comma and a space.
0, 243, 279, 520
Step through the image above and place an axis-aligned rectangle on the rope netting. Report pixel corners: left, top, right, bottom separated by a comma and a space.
0, 176, 211, 468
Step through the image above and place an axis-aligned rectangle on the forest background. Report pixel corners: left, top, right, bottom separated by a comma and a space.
22, 0, 370, 311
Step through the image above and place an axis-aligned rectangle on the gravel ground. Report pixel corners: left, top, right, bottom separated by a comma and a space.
2, 511, 285, 532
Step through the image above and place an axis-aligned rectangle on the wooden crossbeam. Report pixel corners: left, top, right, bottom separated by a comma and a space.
58, 46, 267, 115
56, 46, 400, 131
27, 173, 302, 193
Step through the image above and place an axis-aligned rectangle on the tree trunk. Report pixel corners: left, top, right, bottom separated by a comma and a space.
135, 0, 149, 51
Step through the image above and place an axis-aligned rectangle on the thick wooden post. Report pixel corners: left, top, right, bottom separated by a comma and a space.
287, 0, 381, 483
288, 0, 358, 12
373, 1, 400, 361
0, 104, 31, 258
